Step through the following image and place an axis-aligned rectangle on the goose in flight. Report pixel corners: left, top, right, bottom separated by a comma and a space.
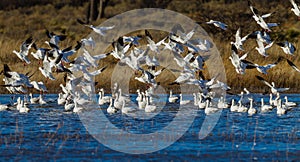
231, 28, 250, 51
248, 1, 278, 32
290, 0, 300, 18
13, 37, 33, 64
30, 81, 48, 92
46, 30, 66, 47
77, 19, 115, 36
253, 57, 283, 74
2, 64, 33, 89
256, 76, 290, 94
82, 48, 110, 68
169, 27, 196, 44
39, 55, 55, 80
255, 39, 274, 57
31, 43, 50, 61
276, 41, 296, 55
187, 38, 213, 53
229, 44, 253, 74
81, 37, 95, 49
206, 20, 227, 30
123, 35, 141, 46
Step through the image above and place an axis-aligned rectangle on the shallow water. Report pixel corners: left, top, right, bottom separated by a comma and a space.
0, 93, 299, 161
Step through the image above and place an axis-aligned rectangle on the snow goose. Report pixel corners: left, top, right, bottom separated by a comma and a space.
145, 96, 156, 113
230, 99, 239, 112
30, 81, 48, 93
145, 30, 163, 53
0, 104, 8, 111
107, 98, 118, 114
204, 100, 219, 115
82, 49, 110, 68
229, 44, 253, 75
277, 41, 296, 55
237, 100, 248, 113
19, 99, 30, 113
169, 27, 195, 44
261, 98, 273, 113
206, 20, 227, 30
248, 2, 277, 32
217, 96, 229, 109
198, 93, 206, 109
39, 55, 55, 80
248, 98, 256, 116
168, 90, 179, 103
31, 43, 49, 61
136, 89, 142, 102
121, 100, 136, 114
276, 99, 286, 115
255, 39, 274, 57
256, 76, 290, 94
138, 92, 147, 109
77, 19, 115, 36
13, 37, 33, 64
81, 37, 95, 49
29, 93, 39, 104
64, 99, 74, 111
39, 94, 47, 105
231, 27, 250, 51
46, 30, 66, 47
98, 88, 111, 105
290, 0, 300, 18
123, 35, 141, 46
254, 57, 282, 74
58, 93, 67, 105
179, 94, 190, 105
284, 96, 296, 107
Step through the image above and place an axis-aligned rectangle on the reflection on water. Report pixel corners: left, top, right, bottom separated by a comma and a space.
0, 94, 299, 161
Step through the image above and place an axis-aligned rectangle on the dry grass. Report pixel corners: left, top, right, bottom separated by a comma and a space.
0, 1, 300, 94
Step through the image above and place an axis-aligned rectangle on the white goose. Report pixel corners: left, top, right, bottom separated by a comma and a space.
204, 100, 219, 115
230, 99, 239, 112
0, 104, 8, 111
58, 93, 67, 105
179, 94, 190, 105
13, 37, 33, 64
98, 89, 111, 105
247, 98, 256, 116
145, 96, 156, 113
168, 90, 179, 103
121, 100, 136, 114
277, 41, 296, 55
29, 93, 39, 104
217, 96, 229, 109
39, 94, 47, 105
237, 100, 248, 113
261, 98, 273, 113
107, 98, 118, 114
77, 19, 115, 36
284, 96, 296, 107
276, 99, 287, 115
256, 76, 290, 95
138, 92, 147, 109
64, 99, 74, 111
206, 20, 227, 30
198, 94, 206, 109
19, 99, 30, 113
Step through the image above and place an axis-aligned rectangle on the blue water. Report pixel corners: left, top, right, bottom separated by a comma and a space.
0, 93, 299, 161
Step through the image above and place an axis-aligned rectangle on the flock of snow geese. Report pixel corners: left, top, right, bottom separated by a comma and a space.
1, 1, 300, 117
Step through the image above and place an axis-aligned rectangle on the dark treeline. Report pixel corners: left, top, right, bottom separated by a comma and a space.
0, 0, 276, 11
